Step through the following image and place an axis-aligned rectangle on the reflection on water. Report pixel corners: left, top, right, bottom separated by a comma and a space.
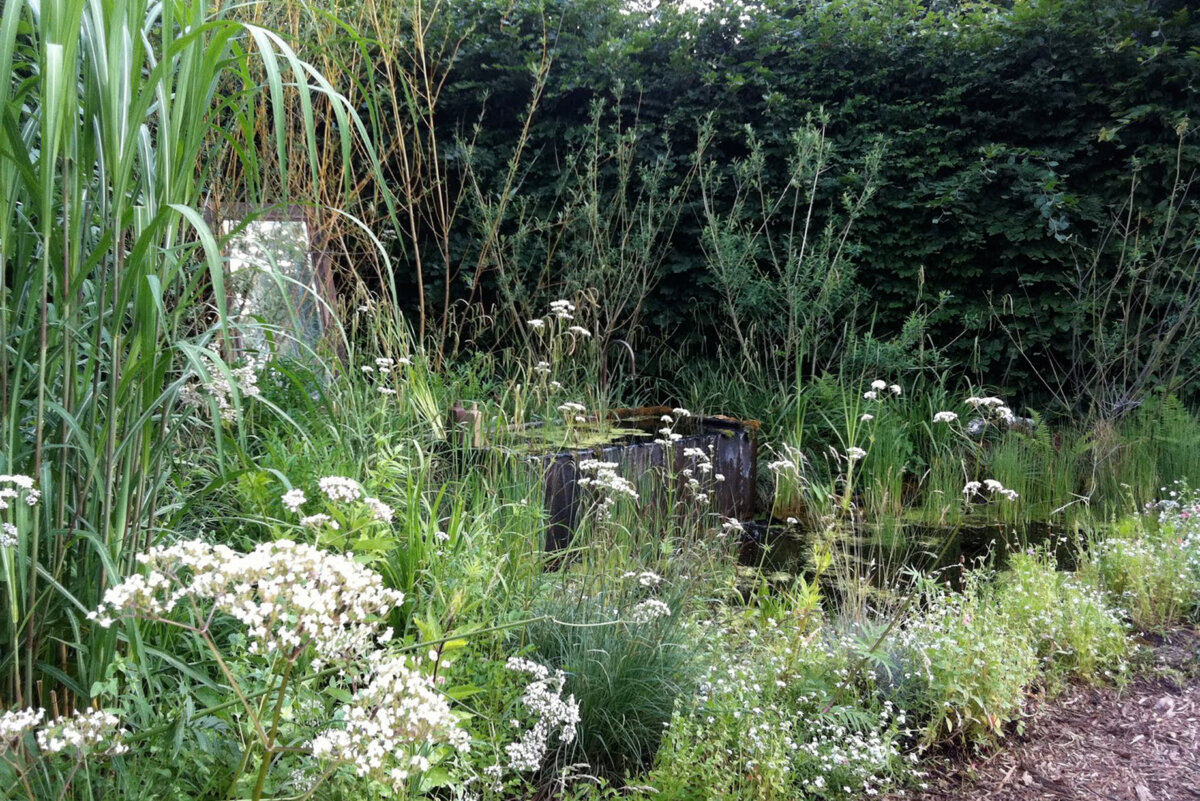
739, 519, 1083, 594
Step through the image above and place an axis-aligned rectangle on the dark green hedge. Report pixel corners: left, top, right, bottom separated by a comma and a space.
381, 0, 1199, 408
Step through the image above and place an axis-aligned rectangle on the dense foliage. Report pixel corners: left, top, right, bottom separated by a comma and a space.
3, 1, 1200, 800
386, 0, 1200, 409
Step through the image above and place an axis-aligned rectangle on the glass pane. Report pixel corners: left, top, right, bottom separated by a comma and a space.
221, 217, 325, 361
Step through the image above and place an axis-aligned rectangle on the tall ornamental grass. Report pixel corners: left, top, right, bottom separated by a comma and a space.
0, 0, 365, 708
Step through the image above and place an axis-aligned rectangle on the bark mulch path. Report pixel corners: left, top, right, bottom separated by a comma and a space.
890, 629, 1200, 801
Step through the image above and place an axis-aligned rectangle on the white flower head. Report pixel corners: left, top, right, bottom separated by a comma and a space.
860, 413, 875, 422
363, 497, 394, 524
933, 411, 958, 423
90, 539, 403, 668
630, 599, 672, 624
863, 391, 878, 400
310, 655, 469, 790
35, 709, 127, 757
846, 447, 867, 461
870, 379, 887, 391
319, 476, 362, 503
281, 489, 306, 513
549, 299, 576, 320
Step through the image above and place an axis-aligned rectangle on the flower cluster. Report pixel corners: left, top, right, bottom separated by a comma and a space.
281, 489, 307, 513
863, 379, 902, 400
578, 459, 639, 520
557, 401, 587, 423
309, 654, 469, 792
503, 657, 580, 772
0, 707, 45, 755
36, 709, 128, 757
179, 359, 262, 424
88, 539, 403, 669
962, 479, 1019, 502
965, 395, 1016, 424
622, 570, 664, 587
631, 598, 672, 624
0, 474, 40, 508
1, 707, 127, 759
932, 411, 958, 424
319, 476, 362, 503
549, 299, 576, 320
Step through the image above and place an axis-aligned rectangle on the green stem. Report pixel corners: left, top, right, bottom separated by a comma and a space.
250, 658, 296, 801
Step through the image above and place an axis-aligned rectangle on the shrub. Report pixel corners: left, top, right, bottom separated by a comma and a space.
1080, 484, 1200, 629
647, 613, 907, 801
884, 573, 1038, 746
996, 549, 1130, 685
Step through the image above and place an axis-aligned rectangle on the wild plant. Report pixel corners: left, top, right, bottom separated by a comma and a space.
0, 706, 128, 801
0, 0, 376, 708
7, 536, 469, 801
1079, 484, 1200, 629
698, 113, 882, 386
521, 564, 698, 778
883, 570, 1037, 746
647, 607, 907, 801
995, 549, 1129, 686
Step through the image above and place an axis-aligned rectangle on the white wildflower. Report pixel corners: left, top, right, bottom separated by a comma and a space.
310, 654, 469, 791
319, 476, 362, 503
281, 489, 307, 513
363, 497, 395, 524
630, 599, 672, 624
89, 539, 402, 668
35, 709, 127, 756
933, 411, 958, 423
505, 658, 580, 773
0, 707, 45, 754
549, 300, 576, 320
846, 447, 867, 461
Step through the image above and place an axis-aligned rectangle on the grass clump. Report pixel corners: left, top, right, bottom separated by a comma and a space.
522, 568, 699, 777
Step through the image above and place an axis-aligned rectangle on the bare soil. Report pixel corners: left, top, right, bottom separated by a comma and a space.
890, 628, 1200, 801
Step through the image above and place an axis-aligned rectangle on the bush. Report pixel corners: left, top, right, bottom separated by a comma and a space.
1080, 484, 1200, 629
996, 549, 1130, 685
884, 573, 1038, 746
648, 612, 907, 801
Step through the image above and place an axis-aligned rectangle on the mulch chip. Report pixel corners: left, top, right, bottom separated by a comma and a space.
888, 629, 1200, 801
